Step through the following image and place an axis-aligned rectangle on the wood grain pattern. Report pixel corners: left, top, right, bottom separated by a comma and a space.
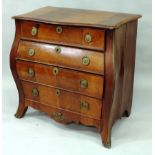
121, 21, 138, 117
100, 21, 138, 148
16, 40, 104, 74
22, 81, 102, 119
13, 6, 141, 29
21, 21, 105, 51
25, 99, 100, 129
16, 61, 104, 99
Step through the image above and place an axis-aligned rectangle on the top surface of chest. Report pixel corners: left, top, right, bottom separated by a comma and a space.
13, 6, 141, 29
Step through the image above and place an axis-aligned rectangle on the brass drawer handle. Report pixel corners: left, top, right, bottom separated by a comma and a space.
55, 46, 61, 54
53, 67, 59, 75
56, 26, 62, 34
85, 33, 92, 43
80, 101, 89, 110
28, 68, 35, 77
28, 48, 35, 56
32, 88, 39, 97
82, 56, 90, 66
80, 80, 88, 89
54, 112, 63, 121
31, 27, 38, 36
55, 89, 61, 96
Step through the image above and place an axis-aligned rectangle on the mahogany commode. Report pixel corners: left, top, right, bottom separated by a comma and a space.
10, 6, 141, 148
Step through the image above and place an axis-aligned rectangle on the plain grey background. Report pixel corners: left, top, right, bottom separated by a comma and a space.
2, 0, 152, 155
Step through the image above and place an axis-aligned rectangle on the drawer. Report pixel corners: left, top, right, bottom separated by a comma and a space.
25, 99, 100, 128
21, 21, 105, 51
22, 81, 102, 119
16, 61, 104, 99
16, 40, 104, 74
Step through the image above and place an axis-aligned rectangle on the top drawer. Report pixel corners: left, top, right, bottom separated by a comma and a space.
21, 21, 105, 51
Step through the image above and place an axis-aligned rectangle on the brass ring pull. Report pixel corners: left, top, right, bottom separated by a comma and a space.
53, 67, 59, 75
31, 27, 38, 36
28, 48, 35, 56
56, 26, 62, 34
80, 80, 88, 89
55, 46, 61, 54
55, 89, 61, 96
85, 33, 92, 43
32, 88, 39, 97
82, 56, 90, 66
80, 101, 89, 110
54, 112, 63, 121
28, 68, 35, 77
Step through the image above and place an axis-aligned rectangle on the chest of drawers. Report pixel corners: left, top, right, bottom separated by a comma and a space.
10, 6, 141, 148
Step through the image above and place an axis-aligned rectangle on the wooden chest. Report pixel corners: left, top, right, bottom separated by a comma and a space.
10, 6, 141, 148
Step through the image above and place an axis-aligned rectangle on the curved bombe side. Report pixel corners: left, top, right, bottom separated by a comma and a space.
10, 19, 28, 118
100, 21, 137, 148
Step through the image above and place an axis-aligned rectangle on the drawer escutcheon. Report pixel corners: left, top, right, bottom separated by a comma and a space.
80, 80, 88, 89
56, 26, 63, 34
85, 34, 92, 43
28, 68, 35, 77
31, 27, 38, 36
32, 88, 39, 97
55, 46, 61, 54
80, 101, 89, 110
53, 67, 59, 75
54, 112, 63, 121
28, 48, 35, 56
82, 56, 90, 66
55, 89, 61, 96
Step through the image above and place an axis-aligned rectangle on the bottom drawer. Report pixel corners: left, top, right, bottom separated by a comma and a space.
25, 99, 100, 129
22, 81, 102, 119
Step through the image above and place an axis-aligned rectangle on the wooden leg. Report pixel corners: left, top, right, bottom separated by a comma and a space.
101, 125, 112, 148
122, 109, 130, 117
122, 103, 132, 117
15, 101, 28, 118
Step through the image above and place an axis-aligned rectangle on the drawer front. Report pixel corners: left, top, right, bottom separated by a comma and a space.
21, 21, 105, 51
17, 41, 104, 74
25, 99, 100, 128
22, 81, 102, 119
16, 61, 104, 99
